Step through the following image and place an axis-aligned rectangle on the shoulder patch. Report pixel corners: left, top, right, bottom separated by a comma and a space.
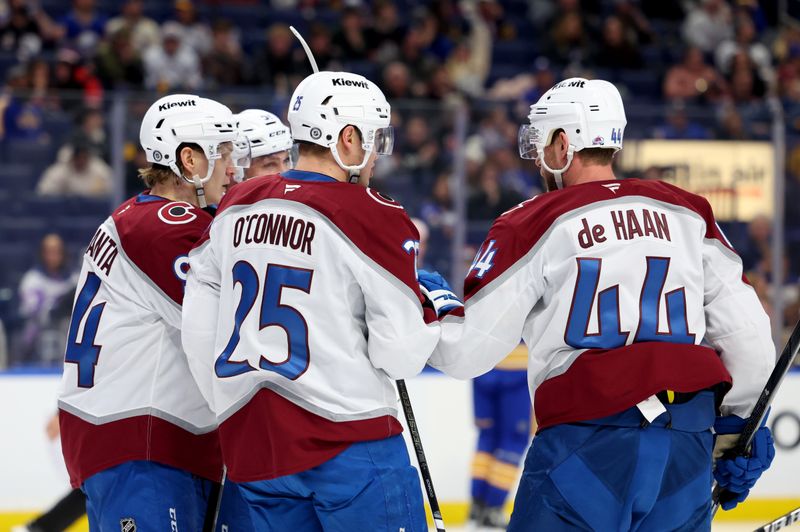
366, 188, 403, 209
158, 202, 198, 225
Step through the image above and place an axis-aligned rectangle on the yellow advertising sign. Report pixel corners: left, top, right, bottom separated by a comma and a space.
617, 140, 775, 221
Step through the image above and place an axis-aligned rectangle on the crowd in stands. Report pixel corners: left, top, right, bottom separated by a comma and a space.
0, 0, 796, 365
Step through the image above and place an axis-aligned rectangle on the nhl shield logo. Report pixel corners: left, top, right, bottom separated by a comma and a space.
120, 517, 137, 532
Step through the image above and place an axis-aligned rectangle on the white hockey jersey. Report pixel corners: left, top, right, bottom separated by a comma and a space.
429, 178, 775, 429
182, 170, 440, 483
58, 193, 222, 487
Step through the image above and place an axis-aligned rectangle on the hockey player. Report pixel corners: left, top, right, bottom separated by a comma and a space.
468, 344, 531, 530
58, 94, 240, 531
181, 71, 442, 532
234, 108, 295, 180
422, 78, 776, 530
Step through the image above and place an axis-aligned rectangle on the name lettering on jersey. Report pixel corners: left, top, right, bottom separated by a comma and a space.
577, 209, 671, 249
86, 228, 119, 275
233, 213, 316, 255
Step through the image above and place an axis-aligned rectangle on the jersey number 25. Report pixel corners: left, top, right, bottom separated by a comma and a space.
215, 261, 313, 380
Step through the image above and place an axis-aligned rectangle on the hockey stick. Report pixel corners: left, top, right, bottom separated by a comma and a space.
396, 379, 447, 532
754, 506, 800, 531
203, 466, 226, 532
711, 318, 800, 515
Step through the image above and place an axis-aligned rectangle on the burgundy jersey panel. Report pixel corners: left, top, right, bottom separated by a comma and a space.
112, 193, 213, 304
220, 387, 403, 482
59, 409, 223, 487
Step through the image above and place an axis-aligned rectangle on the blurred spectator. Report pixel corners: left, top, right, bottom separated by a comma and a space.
203, 19, 244, 88
487, 56, 555, 103
143, 22, 202, 91
383, 61, 413, 99
36, 138, 112, 197
613, 0, 655, 46
715, 102, 748, 140
468, 161, 525, 220
682, 0, 733, 54
398, 27, 439, 97
491, 147, 540, 197
545, 11, 590, 66
715, 13, 773, 86
105, 0, 160, 52
663, 46, 727, 102
303, 23, 336, 73
50, 47, 103, 111
333, 7, 368, 61
94, 28, 145, 88
365, 0, 406, 62
428, 64, 460, 103
419, 173, 456, 234
777, 44, 800, 102
58, 0, 108, 57
0, 0, 59, 60
252, 24, 303, 94
58, 107, 107, 161
728, 53, 766, 103
653, 101, 710, 139
445, 2, 492, 97
15, 234, 76, 364
398, 114, 443, 187
740, 214, 771, 273
412, 7, 454, 62
0, 64, 49, 143
170, 0, 211, 56
594, 15, 643, 70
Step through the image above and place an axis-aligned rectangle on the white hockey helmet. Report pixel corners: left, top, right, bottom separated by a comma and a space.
140, 94, 238, 205
518, 78, 627, 189
236, 109, 294, 158
287, 71, 394, 181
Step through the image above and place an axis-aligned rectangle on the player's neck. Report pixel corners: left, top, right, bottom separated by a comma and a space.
294, 156, 349, 183
566, 164, 617, 187
150, 182, 200, 206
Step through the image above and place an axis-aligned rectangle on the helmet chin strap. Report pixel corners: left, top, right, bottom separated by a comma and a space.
182, 159, 216, 209
539, 145, 575, 190
330, 145, 372, 184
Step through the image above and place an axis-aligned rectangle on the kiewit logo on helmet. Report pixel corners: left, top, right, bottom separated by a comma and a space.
551, 80, 586, 90
332, 78, 369, 89
158, 99, 197, 112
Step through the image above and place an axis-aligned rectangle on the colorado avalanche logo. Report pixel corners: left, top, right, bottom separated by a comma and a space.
592, 136, 604, 146
158, 202, 198, 225
366, 188, 403, 209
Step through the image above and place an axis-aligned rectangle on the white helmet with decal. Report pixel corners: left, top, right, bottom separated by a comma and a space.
518, 78, 627, 189
287, 71, 394, 182
139, 94, 237, 206
236, 109, 293, 158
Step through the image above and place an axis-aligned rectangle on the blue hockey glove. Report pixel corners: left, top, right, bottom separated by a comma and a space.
418, 269, 463, 317
713, 415, 775, 511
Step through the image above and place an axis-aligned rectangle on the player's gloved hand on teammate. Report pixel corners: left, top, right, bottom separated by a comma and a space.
712, 415, 776, 510
418, 269, 463, 317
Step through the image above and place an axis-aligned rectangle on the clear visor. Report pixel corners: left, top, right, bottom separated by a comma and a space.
370, 126, 394, 156
205, 140, 235, 162
518, 124, 546, 160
